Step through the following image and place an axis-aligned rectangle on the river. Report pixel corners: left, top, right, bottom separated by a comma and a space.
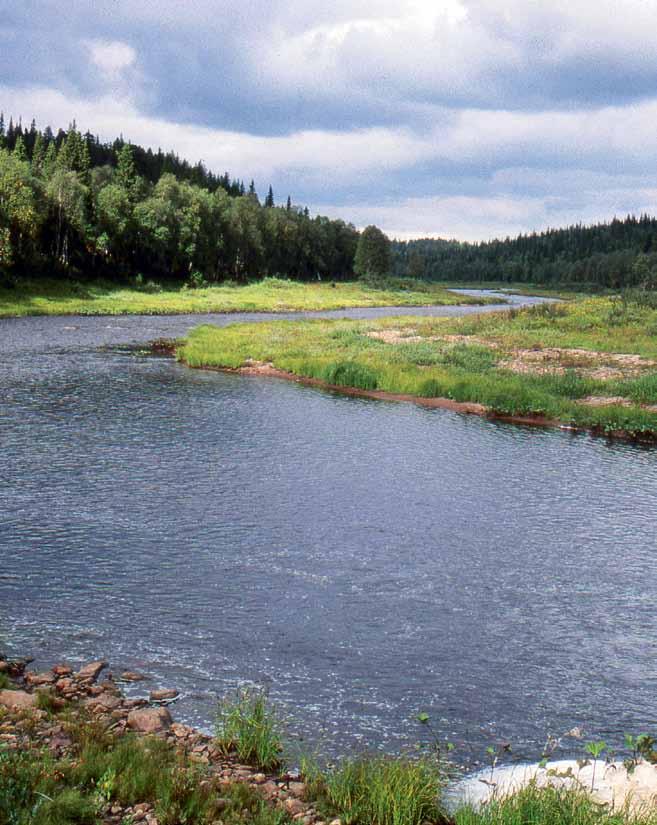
2, 291, 657, 768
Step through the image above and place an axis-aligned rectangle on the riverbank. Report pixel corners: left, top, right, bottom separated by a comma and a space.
177, 296, 657, 441
4, 653, 657, 825
0, 277, 496, 317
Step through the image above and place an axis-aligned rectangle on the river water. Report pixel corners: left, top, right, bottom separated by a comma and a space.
2, 291, 657, 768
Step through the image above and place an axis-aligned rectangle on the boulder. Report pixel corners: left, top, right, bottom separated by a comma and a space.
127, 707, 172, 734
76, 660, 107, 682
52, 665, 72, 677
26, 671, 56, 687
0, 690, 38, 711
85, 693, 122, 713
149, 689, 179, 702
121, 671, 147, 682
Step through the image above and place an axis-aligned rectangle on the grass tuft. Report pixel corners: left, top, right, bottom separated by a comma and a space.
215, 688, 284, 772
453, 781, 657, 825
304, 755, 447, 825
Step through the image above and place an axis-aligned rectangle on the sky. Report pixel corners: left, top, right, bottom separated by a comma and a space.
3, 1, 657, 240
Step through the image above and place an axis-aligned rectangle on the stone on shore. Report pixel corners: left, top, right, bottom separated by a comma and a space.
0, 689, 38, 710
121, 671, 147, 682
26, 671, 56, 687
150, 688, 179, 702
76, 660, 108, 682
127, 707, 172, 733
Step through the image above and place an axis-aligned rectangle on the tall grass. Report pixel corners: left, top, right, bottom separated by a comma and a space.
454, 782, 657, 825
215, 688, 284, 771
304, 755, 447, 825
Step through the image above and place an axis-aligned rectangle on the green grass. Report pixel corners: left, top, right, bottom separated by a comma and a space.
454, 782, 657, 825
178, 296, 657, 439
303, 754, 447, 825
0, 276, 494, 317
0, 715, 291, 825
215, 688, 284, 772
0, 673, 13, 690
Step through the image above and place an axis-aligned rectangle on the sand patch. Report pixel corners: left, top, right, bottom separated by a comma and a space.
578, 396, 633, 407
499, 347, 655, 379
366, 328, 424, 344
452, 759, 657, 815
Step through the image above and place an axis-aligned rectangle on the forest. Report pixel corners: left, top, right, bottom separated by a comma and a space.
392, 217, 657, 288
4, 116, 657, 291
0, 117, 359, 286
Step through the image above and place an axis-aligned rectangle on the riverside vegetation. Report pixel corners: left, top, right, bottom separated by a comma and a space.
4, 654, 657, 825
178, 292, 657, 440
0, 276, 492, 318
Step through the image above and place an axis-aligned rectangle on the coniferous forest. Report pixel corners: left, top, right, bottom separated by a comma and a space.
0, 117, 359, 286
4, 115, 657, 290
392, 218, 657, 288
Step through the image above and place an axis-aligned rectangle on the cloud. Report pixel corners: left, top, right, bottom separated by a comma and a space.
85, 40, 136, 81
4, 2, 657, 238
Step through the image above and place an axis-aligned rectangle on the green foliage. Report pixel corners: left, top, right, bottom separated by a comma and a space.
354, 225, 392, 279
215, 688, 284, 772
304, 755, 446, 825
323, 360, 380, 390
0, 119, 360, 284
392, 215, 657, 290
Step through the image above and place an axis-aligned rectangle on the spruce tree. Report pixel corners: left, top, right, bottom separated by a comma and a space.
116, 143, 137, 196
13, 136, 27, 161
31, 133, 46, 175
265, 185, 274, 208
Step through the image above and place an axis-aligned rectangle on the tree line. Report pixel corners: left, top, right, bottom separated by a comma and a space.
392, 216, 657, 288
0, 116, 360, 285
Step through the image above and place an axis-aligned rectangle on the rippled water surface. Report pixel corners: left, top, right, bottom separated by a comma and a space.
2, 293, 657, 766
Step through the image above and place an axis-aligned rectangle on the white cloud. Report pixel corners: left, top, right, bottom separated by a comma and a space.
85, 39, 136, 80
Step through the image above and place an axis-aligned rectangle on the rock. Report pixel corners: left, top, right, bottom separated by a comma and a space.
85, 693, 121, 713
121, 671, 147, 682
0, 661, 8, 673
49, 733, 73, 754
149, 688, 179, 702
214, 798, 231, 812
252, 773, 266, 784
76, 660, 107, 682
52, 665, 72, 677
261, 781, 279, 798
329, 819, 342, 825
285, 798, 306, 816
170, 722, 189, 738
127, 707, 172, 734
133, 802, 151, 820
0, 690, 38, 711
288, 781, 306, 797
26, 671, 56, 687
124, 698, 149, 709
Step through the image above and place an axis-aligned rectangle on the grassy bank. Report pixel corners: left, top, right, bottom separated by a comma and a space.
5, 655, 657, 825
178, 295, 657, 439
8, 646, 657, 825
0, 277, 495, 318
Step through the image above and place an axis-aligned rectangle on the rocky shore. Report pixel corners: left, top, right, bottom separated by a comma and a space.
0, 654, 332, 825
